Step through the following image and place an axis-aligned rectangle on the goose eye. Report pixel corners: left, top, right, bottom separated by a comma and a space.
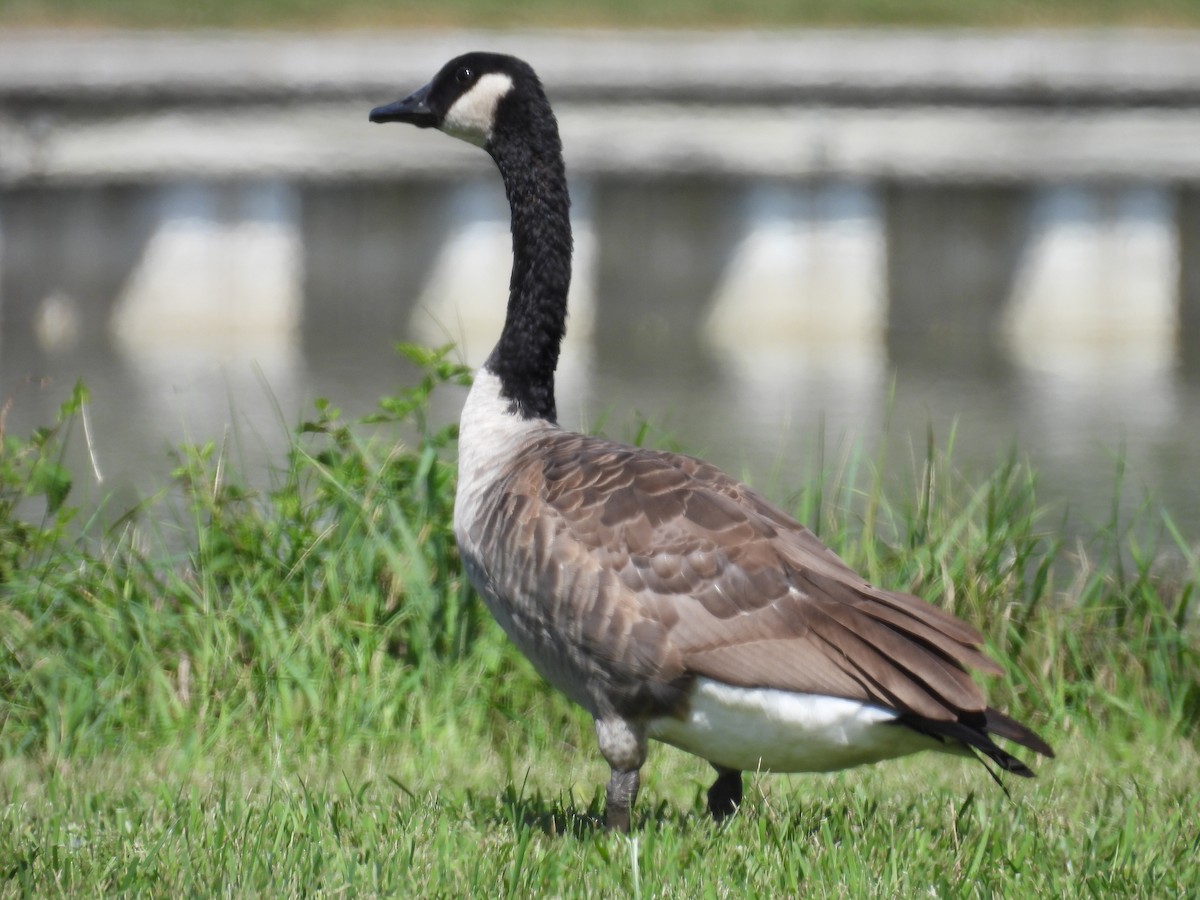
455, 66, 473, 83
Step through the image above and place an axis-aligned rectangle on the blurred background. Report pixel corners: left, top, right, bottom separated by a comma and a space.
3, 3, 1200, 533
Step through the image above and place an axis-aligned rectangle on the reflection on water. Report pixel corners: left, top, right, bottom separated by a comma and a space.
2, 176, 1200, 539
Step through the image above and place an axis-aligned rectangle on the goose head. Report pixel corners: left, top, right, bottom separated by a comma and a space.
370, 52, 570, 424
369, 52, 544, 149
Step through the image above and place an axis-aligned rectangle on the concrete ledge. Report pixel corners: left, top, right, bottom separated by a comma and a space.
5, 30, 1200, 184
3, 29, 1200, 108
5, 103, 1200, 184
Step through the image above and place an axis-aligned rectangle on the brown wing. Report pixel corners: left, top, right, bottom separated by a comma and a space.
498, 431, 1003, 724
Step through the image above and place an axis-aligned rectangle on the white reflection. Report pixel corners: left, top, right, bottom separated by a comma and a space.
107, 183, 304, 473
111, 182, 302, 358
1002, 184, 1181, 483
705, 182, 885, 352
702, 182, 887, 431
35, 289, 82, 353
1005, 184, 1178, 370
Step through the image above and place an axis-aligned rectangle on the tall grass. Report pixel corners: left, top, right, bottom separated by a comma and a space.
1, 344, 1197, 895
4, 0, 1200, 30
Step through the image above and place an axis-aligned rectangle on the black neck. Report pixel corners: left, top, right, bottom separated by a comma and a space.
482, 94, 571, 422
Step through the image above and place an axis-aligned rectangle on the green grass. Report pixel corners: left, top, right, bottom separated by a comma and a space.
1, 345, 1198, 896
3, 0, 1200, 30
2, 739, 1197, 896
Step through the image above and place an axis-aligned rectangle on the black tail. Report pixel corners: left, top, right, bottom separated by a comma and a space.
897, 707, 1055, 779
982, 707, 1055, 759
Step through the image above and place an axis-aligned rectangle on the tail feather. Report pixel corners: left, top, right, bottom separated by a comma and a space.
896, 707, 1053, 780
983, 707, 1056, 758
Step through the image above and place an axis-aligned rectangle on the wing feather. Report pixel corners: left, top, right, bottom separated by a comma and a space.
492, 431, 1012, 726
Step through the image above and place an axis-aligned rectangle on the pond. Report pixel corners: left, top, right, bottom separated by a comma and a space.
2, 175, 1199, 542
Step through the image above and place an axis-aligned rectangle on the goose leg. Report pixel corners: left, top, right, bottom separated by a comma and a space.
595, 716, 647, 832
605, 769, 641, 833
706, 766, 742, 821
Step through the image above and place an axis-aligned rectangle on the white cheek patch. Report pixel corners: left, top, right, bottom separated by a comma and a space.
441, 73, 515, 147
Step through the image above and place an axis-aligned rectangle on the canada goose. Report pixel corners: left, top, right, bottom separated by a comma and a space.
370, 52, 1054, 833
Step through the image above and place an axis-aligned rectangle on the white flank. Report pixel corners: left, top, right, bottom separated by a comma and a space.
648, 678, 941, 773
441, 73, 515, 147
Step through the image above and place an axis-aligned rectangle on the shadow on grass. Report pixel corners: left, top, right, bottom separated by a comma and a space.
480, 784, 697, 837
486, 783, 926, 839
